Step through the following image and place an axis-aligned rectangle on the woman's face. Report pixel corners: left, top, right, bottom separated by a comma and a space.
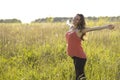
72, 14, 81, 27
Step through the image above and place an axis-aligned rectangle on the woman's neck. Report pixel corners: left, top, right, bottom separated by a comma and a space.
72, 26, 77, 30
69, 27, 77, 32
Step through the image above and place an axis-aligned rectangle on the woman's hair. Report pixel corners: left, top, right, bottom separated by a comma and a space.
77, 14, 86, 41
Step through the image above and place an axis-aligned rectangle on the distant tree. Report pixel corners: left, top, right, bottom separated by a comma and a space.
46, 17, 53, 22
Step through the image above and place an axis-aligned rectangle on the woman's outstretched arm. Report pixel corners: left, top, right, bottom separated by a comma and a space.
82, 24, 114, 33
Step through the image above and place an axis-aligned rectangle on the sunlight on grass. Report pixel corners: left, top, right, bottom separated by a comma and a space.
0, 21, 120, 80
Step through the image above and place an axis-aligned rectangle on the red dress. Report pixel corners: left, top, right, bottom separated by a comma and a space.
65, 31, 86, 58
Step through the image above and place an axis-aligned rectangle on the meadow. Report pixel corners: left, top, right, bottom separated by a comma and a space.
0, 20, 120, 80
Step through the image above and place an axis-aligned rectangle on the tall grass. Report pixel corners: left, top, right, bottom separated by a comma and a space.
0, 21, 120, 80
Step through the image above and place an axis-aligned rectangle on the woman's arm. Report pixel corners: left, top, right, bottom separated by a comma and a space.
82, 24, 114, 33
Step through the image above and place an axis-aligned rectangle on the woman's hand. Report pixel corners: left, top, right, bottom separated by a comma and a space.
107, 24, 114, 30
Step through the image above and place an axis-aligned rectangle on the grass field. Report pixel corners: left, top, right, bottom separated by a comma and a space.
0, 20, 120, 80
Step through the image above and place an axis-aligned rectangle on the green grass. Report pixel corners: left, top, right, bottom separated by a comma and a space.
0, 21, 120, 80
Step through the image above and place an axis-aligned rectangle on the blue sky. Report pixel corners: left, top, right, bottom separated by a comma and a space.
0, 0, 119, 23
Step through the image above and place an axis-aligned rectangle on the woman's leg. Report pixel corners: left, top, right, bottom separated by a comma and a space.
72, 57, 87, 80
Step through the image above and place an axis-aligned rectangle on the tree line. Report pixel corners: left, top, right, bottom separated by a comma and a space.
0, 19, 21, 23
0, 16, 120, 23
